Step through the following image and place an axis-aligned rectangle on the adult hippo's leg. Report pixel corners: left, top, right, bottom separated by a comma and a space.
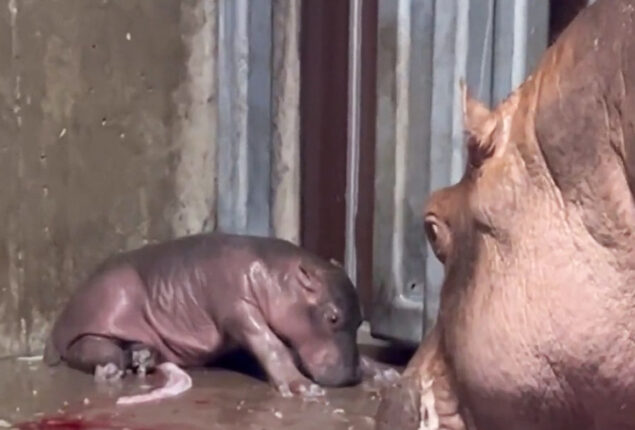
375, 325, 467, 430
64, 335, 129, 382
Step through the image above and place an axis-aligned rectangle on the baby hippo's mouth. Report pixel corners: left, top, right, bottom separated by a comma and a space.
291, 348, 361, 387
310, 364, 361, 387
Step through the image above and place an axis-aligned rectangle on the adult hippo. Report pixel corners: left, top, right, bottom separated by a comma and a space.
376, 0, 635, 429
44, 233, 392, 403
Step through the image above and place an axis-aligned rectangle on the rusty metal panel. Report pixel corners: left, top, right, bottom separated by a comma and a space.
299, 0, 350, 264
369, 0, 549, 346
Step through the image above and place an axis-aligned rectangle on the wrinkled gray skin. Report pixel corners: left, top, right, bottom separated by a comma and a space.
44, 233, 387, 396
377, 0, 635, 429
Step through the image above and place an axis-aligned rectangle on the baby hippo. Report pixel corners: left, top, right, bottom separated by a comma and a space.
44, 233, 390, 401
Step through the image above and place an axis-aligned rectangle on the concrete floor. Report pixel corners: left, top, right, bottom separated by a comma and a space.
0, 327, 413, 430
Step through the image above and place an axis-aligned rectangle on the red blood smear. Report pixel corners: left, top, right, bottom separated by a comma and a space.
14, 416, 150, 430
14, 415, 199, 430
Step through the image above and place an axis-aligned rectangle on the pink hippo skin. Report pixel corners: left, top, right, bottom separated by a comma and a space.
44, 233, 393, 403
375, 0, 635, 429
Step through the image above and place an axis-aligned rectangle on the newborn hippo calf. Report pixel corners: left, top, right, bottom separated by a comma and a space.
45, 233, 389, 401
377, 0, 635, 429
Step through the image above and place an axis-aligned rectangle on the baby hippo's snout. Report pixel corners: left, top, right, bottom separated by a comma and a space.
310, 363, 360, 387
299, 338, 361, 387
312, 359, 361, 387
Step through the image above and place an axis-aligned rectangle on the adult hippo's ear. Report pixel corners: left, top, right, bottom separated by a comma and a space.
423, 213, 452, 264
460, 79, 498, 167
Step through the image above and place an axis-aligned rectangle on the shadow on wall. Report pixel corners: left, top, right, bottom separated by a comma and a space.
549, 0, 589, 45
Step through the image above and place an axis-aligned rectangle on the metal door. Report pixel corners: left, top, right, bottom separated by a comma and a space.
361, 0, 550, 346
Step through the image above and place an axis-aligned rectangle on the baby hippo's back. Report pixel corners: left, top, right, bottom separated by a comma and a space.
46, 233, 305, 367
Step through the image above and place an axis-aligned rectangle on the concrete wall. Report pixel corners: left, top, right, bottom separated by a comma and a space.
0, 0, 301, 357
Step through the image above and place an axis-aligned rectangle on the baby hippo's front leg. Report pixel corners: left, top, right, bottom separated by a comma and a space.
231, 303, 325, 398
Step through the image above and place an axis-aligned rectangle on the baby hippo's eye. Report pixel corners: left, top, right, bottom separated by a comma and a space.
324, 306, 341, 328
426, 220, 439, 243
424, 214, 451, 263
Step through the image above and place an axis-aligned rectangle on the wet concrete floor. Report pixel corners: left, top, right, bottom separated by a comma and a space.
0, 330, 412, 430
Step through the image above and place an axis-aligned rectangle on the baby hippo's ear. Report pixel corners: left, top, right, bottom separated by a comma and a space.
298, 264, 319, 304
329, 258, 343, 268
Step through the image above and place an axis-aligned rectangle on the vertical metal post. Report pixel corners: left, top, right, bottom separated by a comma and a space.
217, 0, 247, 233
271, 0, 302, 245
247, 1, 273, 235
345, 0, 363, 285
217, 0, 272, 236
492, 0, 548, 105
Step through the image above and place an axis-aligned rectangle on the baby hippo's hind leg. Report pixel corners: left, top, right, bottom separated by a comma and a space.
127, 342, 160, 376
65, 335, 129, 382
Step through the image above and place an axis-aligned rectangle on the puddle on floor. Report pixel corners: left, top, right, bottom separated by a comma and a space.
0, 359, 386, 430
0, 327, 413, 429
